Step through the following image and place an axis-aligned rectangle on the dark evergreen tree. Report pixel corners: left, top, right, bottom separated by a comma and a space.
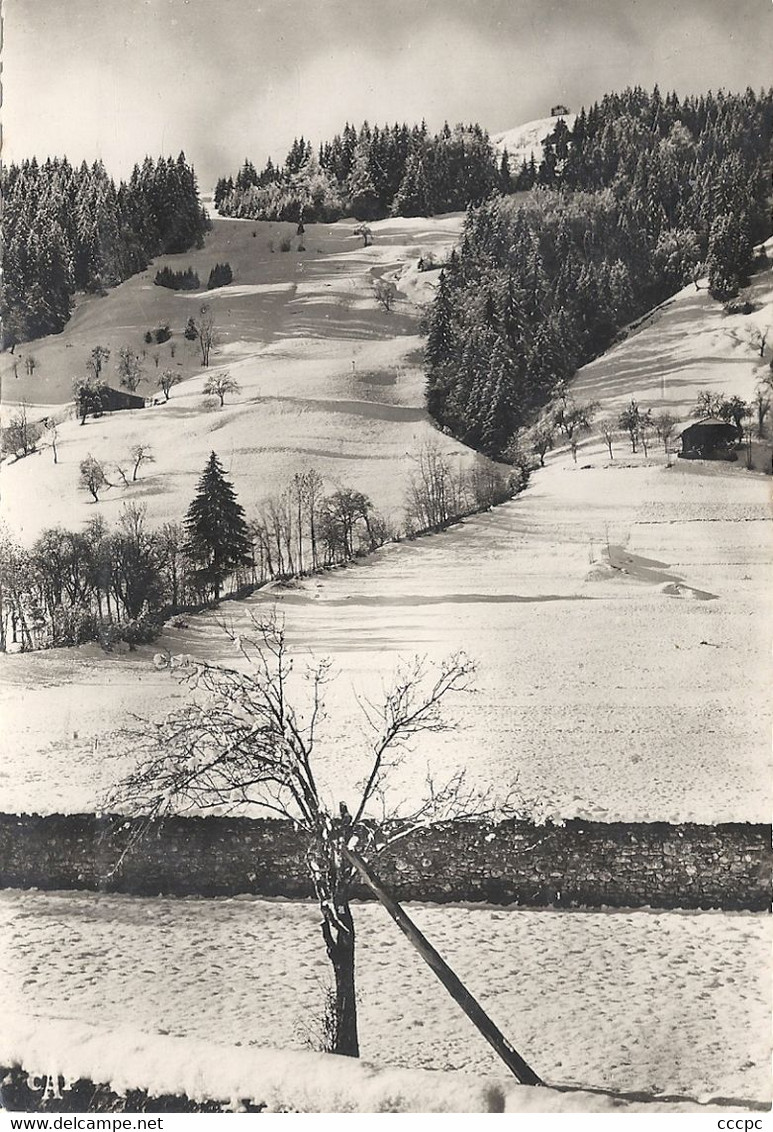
706, 213, 749, 299
214, 118, 500, 222
1, 152, 208, 347
183, 452, 253, 599
422, 85, 773, 460
206, 262, 234, 289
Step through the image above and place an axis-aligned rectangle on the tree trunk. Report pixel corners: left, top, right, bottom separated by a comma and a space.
320, 903, 359, 1058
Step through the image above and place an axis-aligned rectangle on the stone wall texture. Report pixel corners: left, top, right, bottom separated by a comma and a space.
0, 813, 769, 910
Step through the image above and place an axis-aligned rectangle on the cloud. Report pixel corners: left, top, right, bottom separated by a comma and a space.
3, 0, 771, 187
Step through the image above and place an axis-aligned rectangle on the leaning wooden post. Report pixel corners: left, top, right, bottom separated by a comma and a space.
342, 844, 542, 1086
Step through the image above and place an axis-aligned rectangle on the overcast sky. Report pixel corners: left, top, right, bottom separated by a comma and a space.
4, 0, 771, 191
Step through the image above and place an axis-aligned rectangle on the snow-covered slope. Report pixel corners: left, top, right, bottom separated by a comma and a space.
1, 257, 771, 824
0, 214, 466, 543
492, 113, 576, 165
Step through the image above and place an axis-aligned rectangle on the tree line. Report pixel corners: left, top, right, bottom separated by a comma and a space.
424, 86, 773, 457
1, 153, 210, 348
214, 120, 504, 223
0, 445, 526, 652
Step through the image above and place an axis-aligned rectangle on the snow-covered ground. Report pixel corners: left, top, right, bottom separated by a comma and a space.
1, 889, 769, 1106
2, 214, 770, 828
1, 448, 770, 822
0, 214, 466, 542
492, 113, 577, 165
573, 266, 773, 417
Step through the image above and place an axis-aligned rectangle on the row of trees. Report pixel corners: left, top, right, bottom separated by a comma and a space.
154, 260, 235, 293
0, 446, 524, 651
215, 120, 504, 223
691, 376, 773, 440
520, 374, 773, 467
154, 266, 200, 290
424, 86, 773, 457
1, 153, 210, 348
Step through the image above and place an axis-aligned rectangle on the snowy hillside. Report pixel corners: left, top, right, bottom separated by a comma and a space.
1, 255, 771, 824
0, 214, 467, 543
491, 113, 576, 165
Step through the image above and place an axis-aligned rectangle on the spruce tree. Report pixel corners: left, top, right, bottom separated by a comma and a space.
183, 452, 253, 599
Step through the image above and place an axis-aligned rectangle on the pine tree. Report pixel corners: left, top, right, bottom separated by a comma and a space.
706, 212, 749, 299
424, 270, 456, 369
183, 453, 253, 599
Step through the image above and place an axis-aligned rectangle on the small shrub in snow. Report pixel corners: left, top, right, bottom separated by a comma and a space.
724, 298, 754, 316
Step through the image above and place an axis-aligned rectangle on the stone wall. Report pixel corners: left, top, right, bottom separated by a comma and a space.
0, 812, 769, 910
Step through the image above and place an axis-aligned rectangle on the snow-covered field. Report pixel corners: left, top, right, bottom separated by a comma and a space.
1, 448, 770, 822
1, 889, 768, 1106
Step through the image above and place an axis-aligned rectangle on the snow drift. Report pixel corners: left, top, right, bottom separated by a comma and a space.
1, 1014, 753, 1114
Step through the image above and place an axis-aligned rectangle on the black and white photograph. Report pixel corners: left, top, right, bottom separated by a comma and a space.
0, 0, 771, 1119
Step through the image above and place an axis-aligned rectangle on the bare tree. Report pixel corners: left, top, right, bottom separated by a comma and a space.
320, 488, 374, 560
300, 468, 325, 572
157, 521, 187, 609
524, 421, 554, 467
79, 455, 110, 502
292, 471, 313, 574
692, 389, 725, 419
752, 387, 771, 438
130, 444, 155, 482
43, 417, 60, 464
747, 325, 769, 358
405, 442, 463, 533
552, 388, 599, 442
195, 304, 218, 366
157, 369, 182, 402
117, 347, 145, 393
373, 278, 397, 312
105, 616, 503, 1059
0, 524, 34, 651
87, 346, 111, 383
618, 399, 645, 452
464, 460, 511, 510
653, 411, 678, 453
719, 395, 751, 433
3, 403, 41, 460
353, 223, 373, 248
203, 369, 240, 407
114, 463, 132, 488
597, 417, 616, 459
73, 377, 108, 425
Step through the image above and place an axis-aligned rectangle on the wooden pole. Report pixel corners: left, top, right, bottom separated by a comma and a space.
342, 844, 542, 1086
